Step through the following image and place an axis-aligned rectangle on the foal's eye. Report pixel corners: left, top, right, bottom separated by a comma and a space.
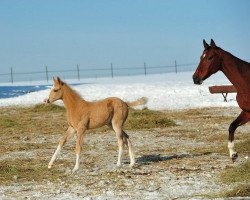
54, 89, 59, 92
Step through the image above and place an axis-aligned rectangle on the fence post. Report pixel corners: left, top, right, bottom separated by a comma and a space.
110, 63, 114, 78
77, 64, 80, 81
10, 67, 13, 84
144, 62, 147, 76
175, 60, 177, 74
45, 66, 49, 83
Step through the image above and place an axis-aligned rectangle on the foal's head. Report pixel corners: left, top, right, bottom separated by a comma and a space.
193, 39, 223, 85
46, 77, 64, 103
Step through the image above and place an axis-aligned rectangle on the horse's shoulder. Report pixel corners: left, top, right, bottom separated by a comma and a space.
236, 92, 250, 111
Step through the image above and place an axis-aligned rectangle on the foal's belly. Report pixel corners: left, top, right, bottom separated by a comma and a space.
88, 109, 112, 129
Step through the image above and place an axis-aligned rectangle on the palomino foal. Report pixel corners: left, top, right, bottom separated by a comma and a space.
45, 77, 147, 173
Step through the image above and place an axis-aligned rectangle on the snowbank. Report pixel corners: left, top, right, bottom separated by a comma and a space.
0, 72, 237, 110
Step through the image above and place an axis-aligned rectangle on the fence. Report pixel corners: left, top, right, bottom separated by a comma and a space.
0, 61, 198, 83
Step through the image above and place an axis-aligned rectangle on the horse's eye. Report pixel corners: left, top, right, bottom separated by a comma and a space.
208, 56, 213, 60
54, 89, 59, 92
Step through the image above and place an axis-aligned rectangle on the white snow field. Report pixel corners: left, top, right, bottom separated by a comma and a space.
0, 71, 237, 110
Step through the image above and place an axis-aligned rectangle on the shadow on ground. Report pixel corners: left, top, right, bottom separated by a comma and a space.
136, 152, 212, 165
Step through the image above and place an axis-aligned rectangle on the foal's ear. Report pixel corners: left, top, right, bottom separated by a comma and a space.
203, 39, 209, 50
53, 77, 64, 85
210, 39, 217, 48
56, 77, 64, 85
53, 77, 57, 84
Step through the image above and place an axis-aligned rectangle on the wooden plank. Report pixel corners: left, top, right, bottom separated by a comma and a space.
209, 85, 237, 94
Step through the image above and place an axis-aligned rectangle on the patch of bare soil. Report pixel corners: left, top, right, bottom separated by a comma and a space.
0, 106, 249, 199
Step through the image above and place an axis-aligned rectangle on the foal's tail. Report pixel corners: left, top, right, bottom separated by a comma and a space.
126, 97, 148, 107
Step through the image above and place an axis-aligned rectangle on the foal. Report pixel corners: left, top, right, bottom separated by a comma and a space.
45, 77, 147, 173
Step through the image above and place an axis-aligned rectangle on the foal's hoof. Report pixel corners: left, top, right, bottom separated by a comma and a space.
231, 153, 238, 163
72, 167, 79, 174
129, 162, 135, 168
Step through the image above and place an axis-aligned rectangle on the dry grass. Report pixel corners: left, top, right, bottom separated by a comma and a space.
212, 137, 250, 198
221, 184, 250, 197
0, 118, 20, 128
0, 158, 68, 184
125, 108, 176, 130
0, 104, 176, 185
0, 104, 67, 136
0, 105, 249, 199
220, 160, 250, 184
236, 139, 250, 154
210, 160, 250, 197
0, 104, 176, 134
27, 103, 65, 113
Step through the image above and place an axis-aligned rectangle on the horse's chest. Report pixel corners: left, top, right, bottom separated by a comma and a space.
67, 112, 82, 127
236, 93, 250, 111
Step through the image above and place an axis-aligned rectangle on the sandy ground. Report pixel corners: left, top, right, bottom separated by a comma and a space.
0, 107, 249, 200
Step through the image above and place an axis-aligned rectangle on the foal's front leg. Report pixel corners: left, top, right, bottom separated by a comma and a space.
72, 125, 86, 173
48, 126, 75, 169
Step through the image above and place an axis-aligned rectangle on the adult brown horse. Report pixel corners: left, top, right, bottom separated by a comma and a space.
193, 39, 250, 162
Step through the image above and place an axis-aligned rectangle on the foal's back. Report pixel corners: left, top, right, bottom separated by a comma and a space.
79, 97, 128, 129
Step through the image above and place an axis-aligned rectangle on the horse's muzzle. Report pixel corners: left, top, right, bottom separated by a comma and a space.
193, 76, 202, 85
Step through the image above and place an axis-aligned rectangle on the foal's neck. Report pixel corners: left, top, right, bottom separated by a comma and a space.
62, 84, 85, 111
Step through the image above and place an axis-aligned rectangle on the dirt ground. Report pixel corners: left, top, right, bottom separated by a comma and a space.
0, 106, 249, 199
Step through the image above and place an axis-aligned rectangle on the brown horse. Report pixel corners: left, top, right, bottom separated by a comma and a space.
193, 39, 250, 162
45, 77, 147, 173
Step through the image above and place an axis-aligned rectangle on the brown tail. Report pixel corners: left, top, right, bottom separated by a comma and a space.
126, 97, 148, 107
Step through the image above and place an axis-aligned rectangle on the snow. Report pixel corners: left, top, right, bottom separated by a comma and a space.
0, 71, 238, 110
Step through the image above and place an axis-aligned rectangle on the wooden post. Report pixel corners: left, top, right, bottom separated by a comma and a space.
45, 66, 48, 83
10, 67, 13, 84
144, 62, 147, 76
175, 60, 177, 74
77, 64, 80, 81
111, 63, 114, 78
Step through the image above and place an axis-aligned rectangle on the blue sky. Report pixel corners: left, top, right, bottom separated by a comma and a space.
0, 0, 250, 74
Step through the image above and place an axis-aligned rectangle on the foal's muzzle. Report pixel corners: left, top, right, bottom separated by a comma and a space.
193, 76, 202, 85
43, 98, 50, 104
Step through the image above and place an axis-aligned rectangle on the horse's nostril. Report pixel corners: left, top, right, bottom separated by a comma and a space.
193, 76, 201, 85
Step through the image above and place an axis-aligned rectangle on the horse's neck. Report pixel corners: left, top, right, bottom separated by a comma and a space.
221, 50, 250, 93
62, 85, 84, 111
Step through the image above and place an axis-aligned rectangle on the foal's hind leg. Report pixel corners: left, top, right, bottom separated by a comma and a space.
122, 131, 135, 167
228, 110, 250, 162
48, 126, 75, 169
113, 125, 124, 167
112, 122, 135, 167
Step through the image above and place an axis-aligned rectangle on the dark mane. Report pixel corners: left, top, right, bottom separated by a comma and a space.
222, 48, 250, 66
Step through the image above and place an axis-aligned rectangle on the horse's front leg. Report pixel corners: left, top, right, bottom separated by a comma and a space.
48, 126, 75, 169
72, 125, 86, 173
228, 110, 250, 162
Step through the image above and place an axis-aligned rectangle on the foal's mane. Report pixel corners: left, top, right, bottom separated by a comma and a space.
63, 82, 82, 101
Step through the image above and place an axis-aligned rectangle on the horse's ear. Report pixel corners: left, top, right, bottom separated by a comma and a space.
210, 39, 216, 48
203, 39, 209, 50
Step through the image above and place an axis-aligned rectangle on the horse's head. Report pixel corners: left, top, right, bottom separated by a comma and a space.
193, 39, 223, 85
45, 77, 64, 104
